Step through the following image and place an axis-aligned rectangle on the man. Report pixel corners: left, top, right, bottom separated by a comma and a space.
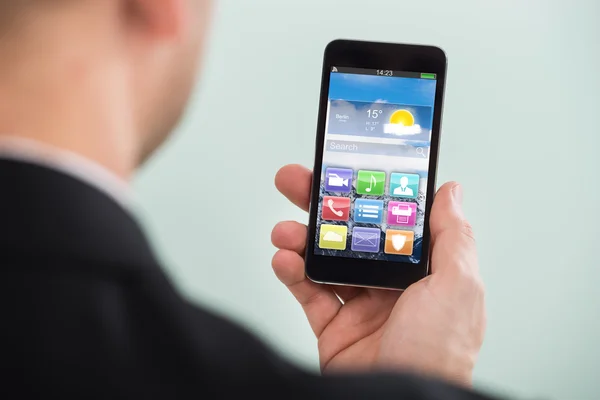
0, 1, 493, 399
393, 175, 415, 196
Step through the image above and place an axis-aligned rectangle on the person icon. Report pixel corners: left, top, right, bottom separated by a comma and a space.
393, 176, 414, 196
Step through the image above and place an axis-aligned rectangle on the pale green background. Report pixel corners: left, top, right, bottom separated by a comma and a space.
134, 1, 600, 399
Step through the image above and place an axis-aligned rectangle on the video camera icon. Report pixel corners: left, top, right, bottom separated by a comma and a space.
328, 174, 348, 188
324, 168, 353, 193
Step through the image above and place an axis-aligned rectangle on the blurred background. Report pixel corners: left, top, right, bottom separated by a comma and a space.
134, 1, 600, 399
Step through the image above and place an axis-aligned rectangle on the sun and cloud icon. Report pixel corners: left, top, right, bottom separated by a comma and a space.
383, 109, 422, 136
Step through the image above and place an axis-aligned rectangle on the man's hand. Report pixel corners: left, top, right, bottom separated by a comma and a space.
271, 164, 486, 387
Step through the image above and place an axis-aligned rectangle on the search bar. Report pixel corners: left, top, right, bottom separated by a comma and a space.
325, 140, 430, 159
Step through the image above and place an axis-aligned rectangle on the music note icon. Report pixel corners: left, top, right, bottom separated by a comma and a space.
365, 175, 376, 193
357, 170, 385, 196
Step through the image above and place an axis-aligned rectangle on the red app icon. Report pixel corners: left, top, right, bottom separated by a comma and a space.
322, 196, 351, 221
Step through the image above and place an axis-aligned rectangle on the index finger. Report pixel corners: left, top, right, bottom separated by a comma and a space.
274, 164, 312, 212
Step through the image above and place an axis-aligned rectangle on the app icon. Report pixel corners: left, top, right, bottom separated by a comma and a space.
319, 224, 348, 250
322, 196, 351, 221
384, 230, 414, 255
351, 227, 381, 253
390, 173, 420, 199
387, 201, 417, 227
356, 170, 386, 195
354, 199, 384, 224
324, 168, 353, 193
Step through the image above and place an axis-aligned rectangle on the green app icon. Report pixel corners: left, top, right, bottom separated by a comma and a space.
356, 170, 386, 196
319, 224, 348, 250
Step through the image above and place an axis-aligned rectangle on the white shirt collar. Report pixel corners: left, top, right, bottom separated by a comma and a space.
0, 136, 134, 209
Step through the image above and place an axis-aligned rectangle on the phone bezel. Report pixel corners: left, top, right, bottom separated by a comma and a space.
305, 39, 447, 290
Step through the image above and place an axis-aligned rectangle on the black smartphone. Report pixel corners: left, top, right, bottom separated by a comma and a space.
305, 39, 447, 291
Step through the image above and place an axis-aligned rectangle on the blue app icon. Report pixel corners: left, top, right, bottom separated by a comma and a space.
354, 199, 384, 224
390, 172, 420, 199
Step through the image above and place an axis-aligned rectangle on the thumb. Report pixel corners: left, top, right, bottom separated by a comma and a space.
428, 182, 477, 275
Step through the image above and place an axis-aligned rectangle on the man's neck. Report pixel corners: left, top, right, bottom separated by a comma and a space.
0, 69, 138, 181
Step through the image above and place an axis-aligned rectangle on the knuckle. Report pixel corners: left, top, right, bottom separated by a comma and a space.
472, 276, 485, 295
463, 272, 485, 298
458, 219, 476, 242
451, 259, 483, 290
302, 290, 324, 307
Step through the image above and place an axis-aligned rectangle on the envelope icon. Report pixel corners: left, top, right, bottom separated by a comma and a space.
351, 227, 381, 253
355, 231, 378, 246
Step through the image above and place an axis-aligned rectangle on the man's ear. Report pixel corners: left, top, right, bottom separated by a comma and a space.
125, 0, 187, 39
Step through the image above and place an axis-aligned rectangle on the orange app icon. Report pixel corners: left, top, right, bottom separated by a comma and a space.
384, 230, 414, 256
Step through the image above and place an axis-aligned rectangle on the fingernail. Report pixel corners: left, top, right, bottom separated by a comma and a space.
452, 183, 463, 206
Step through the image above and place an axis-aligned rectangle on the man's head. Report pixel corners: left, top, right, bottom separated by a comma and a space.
0, 0, 212, 176
400, 176, 409, 188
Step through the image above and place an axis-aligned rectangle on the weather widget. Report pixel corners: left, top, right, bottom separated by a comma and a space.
327, 100, 432, 142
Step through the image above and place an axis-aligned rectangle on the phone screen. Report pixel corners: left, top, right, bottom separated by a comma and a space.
313, 68, 438, 265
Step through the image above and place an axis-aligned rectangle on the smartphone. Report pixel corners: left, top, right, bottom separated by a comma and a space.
305, 40, 447, 290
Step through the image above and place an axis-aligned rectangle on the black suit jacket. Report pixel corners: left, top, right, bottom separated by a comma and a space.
0, 159, 497, 399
